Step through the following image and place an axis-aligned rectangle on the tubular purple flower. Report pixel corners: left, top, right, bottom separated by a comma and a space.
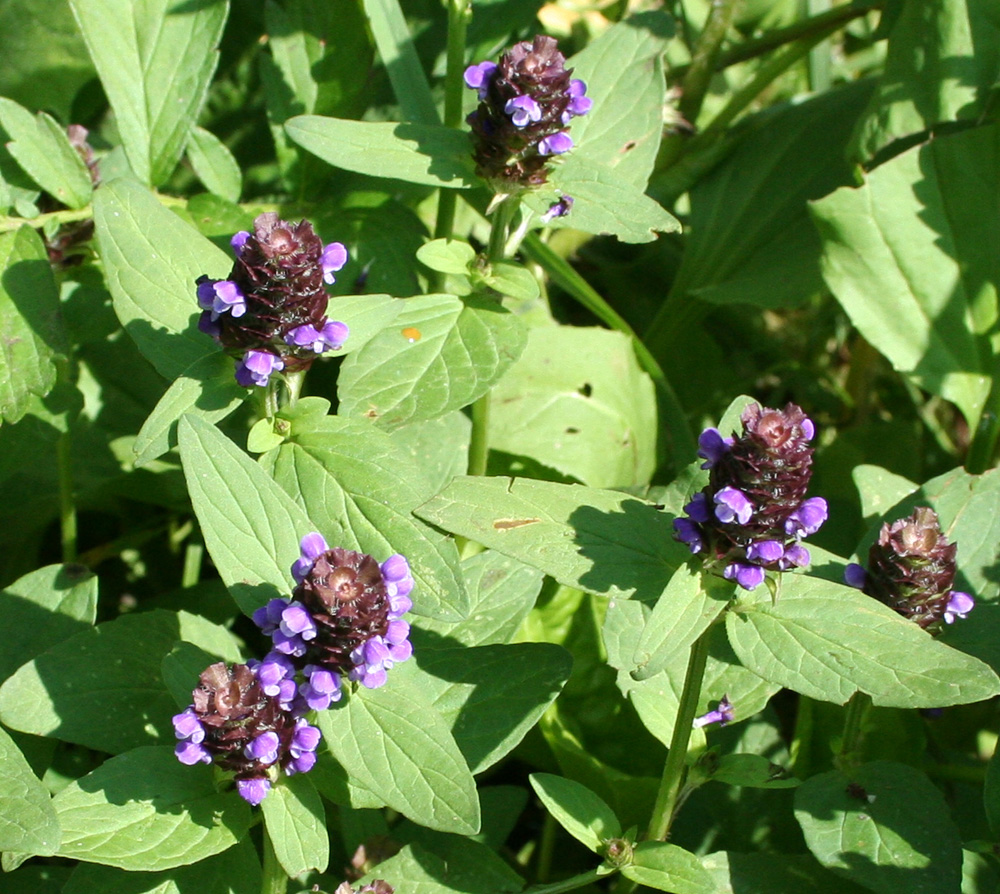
673, 517, 704, 553
714, 487, 753, 525
844, 563, 867, 589
944, 591, 974, 623
254, 652, 296, 697
300, 666, 342, 710
785, 497, 828, 538
253, 598, 288, 635
285, 320, 350, 354
697, 428, 732, 469
231, 231, 250, 253
237, 777, 271, 806
381, 553, 414, 617
564, 80, 593, 119
293, 532, 330, 583
175, 740, 213, 765
693, 695, 734, 729
541, 195, 574, 223
464, 61, 498, 98
505, 94, 543, 126
538, 132, 574, 156
245, 731, 280, 764
724, 562, 765, 590
235, 349, 284, 388
321, 242, 348, 284
780, 543, 810, 569
746, 540, 784, 563
198, 312, 222, 340
684, 493, 711, 524
197, 277, 247, 320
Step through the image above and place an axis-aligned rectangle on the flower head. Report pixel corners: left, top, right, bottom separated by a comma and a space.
171, 662, 321, 805
194, 213, 349, 387
673, 402, 826, 590
253, 534, 414, 694
845, 507, 975, 631
465, 35, 591, 189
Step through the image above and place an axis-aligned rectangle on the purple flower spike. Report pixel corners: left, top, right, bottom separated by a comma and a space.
746, 540, 784, 564
245, 730, 280, 764
693, 695, 734, 729
673, 517, 704, 554
321, 242, 348, 284
538, 132, 573, 156
285, 320, 349, 354
300, 666, 342, 711
235, 350, 284, 387
844, 563, 867, 589
714, 487, 753, 525
724, 562, 765, 590
785, 497, 828, 538
505, 94, 542, 127
944, 591, 974, 624
237, 777, 271, 806
697, 428, 732, 469
293, 532, 329, 583
464, 61, 498, 98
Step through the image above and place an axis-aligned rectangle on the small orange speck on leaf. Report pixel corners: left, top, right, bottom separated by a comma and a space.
402, 327, 422, 342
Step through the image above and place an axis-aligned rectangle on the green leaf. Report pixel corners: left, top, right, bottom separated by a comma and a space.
621, 841, 717, 893
812, 122, 1000, 427
487, 326, 657, 488
93, 177, 229, 379
528, 773, 620, 852
674, 81, 873, 310
566, 11, 674, 188
0, 724, 60, 856
0, 609, 241, 753
795, 761, 963, 893
416, 239, 476, 275
338, 293, 527, 428
68, 0, 228, 186
0, 563, 97, 684
330, 294, 406, 355
484, 261, 539, 301
852, 0, 1000, 160
134, 351, 246, 466
61, 838, 260, 894
412, 550, 543, 648
316, 681, 480, 835
416, 476, 688, 603
385, 410, 470, 499
0, 98, 93, 209
539, 154, 680, 243
985, 744, 1000, 837
416, 643, 572, 773
362, 0, 438, 125
630, 565, 730, 682
356, 842, 522, 894
263, 416, 468, 621
261, 774, 328, 877
186, 125, 241, 202
725, 573, 1000, 707
53, 746, 252, 871
852, 464, 918, 526
701, 851, 866, 894
178, 415, 314, 615
285, 117, 475, 187
0, 226, 65, 424
701, 753, 799, 789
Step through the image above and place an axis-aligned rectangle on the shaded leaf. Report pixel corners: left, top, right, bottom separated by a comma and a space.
0, 724, 60, 856
529, 773, 620, 852
621, 841, 716, 893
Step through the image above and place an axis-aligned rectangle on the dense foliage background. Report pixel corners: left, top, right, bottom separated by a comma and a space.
0, 0, 999, 892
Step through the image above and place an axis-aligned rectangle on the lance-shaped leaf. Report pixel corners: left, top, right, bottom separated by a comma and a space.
94, 177, 229, 379
338, 293, 527, 429
262, 416, 469, 620
285, 117, 475, 187
52, 746, 252, 871
415, 643, 572, 773
356, 842, 522, 894
261, 774, 328, 878
0, 724, 60, 857
812, 122, 1000, 428
0, 609, 240, 753
621, 841, 717, 893
68, 0, 228, 186
0, 226, 65, 424
529, 773, 620, 853
851, 0, 1000, 160
179, 415, 314, 615
0, 97, 92, 209
417, 476, 688, 603
725, 574, 1000, 707
0, 562, 97, 684
795, 761, 962, 893
185, 125, 241, 202
316, 681, 480, 835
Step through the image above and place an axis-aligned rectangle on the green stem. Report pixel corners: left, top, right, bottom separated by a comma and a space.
467, 387, 491, 477
834, 692, 870, 771
966, 381, 1000, 473
260, 827, 288, 894
647, 630, 711, 841
657, 0, 743, 171
182, 541, 203, 588
522, 866, 613, 894
57, 430, 77, 563
535, 813, 557, 885
281, 369, 305, 409
0, 206, 93, 233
